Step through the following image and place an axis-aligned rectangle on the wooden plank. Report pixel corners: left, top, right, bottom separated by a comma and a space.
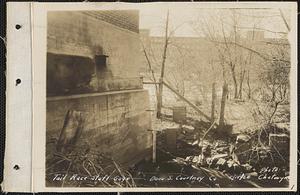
162, 81, 211, 121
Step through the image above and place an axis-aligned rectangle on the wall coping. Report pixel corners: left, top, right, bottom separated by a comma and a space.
47, 89, 147, 102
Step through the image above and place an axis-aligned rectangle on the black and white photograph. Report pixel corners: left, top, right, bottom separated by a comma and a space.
43, 2, 296, 190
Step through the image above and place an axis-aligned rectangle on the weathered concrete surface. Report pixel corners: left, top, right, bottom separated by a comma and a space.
47, 89, 152, 166
46, 10, 153, 166
47, 11, 144, 96
47, 11, 142, 78
46, 51, 143, 95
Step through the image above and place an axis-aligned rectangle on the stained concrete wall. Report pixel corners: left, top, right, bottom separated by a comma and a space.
46, 10, 152, 166
47, 11, 144, 96
47, 89, 152, 165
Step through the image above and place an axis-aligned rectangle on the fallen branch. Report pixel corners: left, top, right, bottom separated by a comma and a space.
62, 161, 72, 187
112, 160, 132, 187
163, 80, 211, 121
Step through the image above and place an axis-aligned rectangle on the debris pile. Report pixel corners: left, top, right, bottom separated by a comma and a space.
154, 116, 290, 187
46, 139, 136, 187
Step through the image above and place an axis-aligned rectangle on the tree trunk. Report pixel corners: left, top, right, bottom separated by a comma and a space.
157, 11, 169, 118
219, 83, 228, 127
246, 70, 251, 99
238, 80, 243, 99
233, 76, 238, 99
229, 62, 238, 99
238, 69, 246, 99
211, 82, 216, 124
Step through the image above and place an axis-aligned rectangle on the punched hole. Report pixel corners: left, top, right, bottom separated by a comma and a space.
15, 24, 22, 30
16, 79, 21, 86
13, 165, 20, 170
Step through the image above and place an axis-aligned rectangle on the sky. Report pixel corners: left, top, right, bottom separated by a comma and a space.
116, 3, 292, 39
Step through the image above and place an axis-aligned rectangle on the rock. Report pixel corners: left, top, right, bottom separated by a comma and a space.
214, 140, 228, 148
177, 133, 185, 140
234, 141, 252, 164
269, 133, 289, 147
248, 172, 258, 177
206, 157, 213, 166
191, 140, 199, 146
269, 133, 290, 161
225, 160, 242, 174
192, 156, 200, 163
215, 146, 229, 153
212, 153, 228, 160
182, 125, 195, 131
202, 145, 212, 157
216, 158, 226, 165
210, 153, 228, 167
258, 148, 268, 159
173, 157, 187, 165
233, 163, 242, 173
227, 159, 234, 168
185, 156, 193, 162
200, 140, 211, 147
236, 134, 251, 143
199, 155, 211, 167
241, 163, 253, 172
215, 158, 227, 171
273, 123, 289, 132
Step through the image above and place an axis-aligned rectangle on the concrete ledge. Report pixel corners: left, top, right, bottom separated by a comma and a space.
47, 89, 148, 102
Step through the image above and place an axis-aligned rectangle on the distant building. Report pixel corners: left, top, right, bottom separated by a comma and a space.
139, 29, 290, 102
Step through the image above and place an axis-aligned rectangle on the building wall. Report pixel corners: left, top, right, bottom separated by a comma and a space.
47, 11, 143, 96
47, 90, 152, 166
46, 11, 152, 167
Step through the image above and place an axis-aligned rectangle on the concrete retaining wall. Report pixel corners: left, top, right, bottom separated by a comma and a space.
46, 10, 152, 166
47, 89, 152, 165
47, 11, 144, 96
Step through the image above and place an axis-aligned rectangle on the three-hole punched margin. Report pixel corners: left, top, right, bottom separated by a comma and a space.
12, 24, 23, 172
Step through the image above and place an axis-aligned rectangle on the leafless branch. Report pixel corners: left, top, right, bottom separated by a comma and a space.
279, 9, 290, 32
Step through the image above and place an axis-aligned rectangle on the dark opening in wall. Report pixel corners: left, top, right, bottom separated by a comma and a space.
47, 53, 96, 96
95, 55, 112, 79
95, 55, 107, 71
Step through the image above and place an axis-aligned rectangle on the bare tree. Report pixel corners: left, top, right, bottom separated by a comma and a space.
157, 10, 170, 118
192, 8, 290, 103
